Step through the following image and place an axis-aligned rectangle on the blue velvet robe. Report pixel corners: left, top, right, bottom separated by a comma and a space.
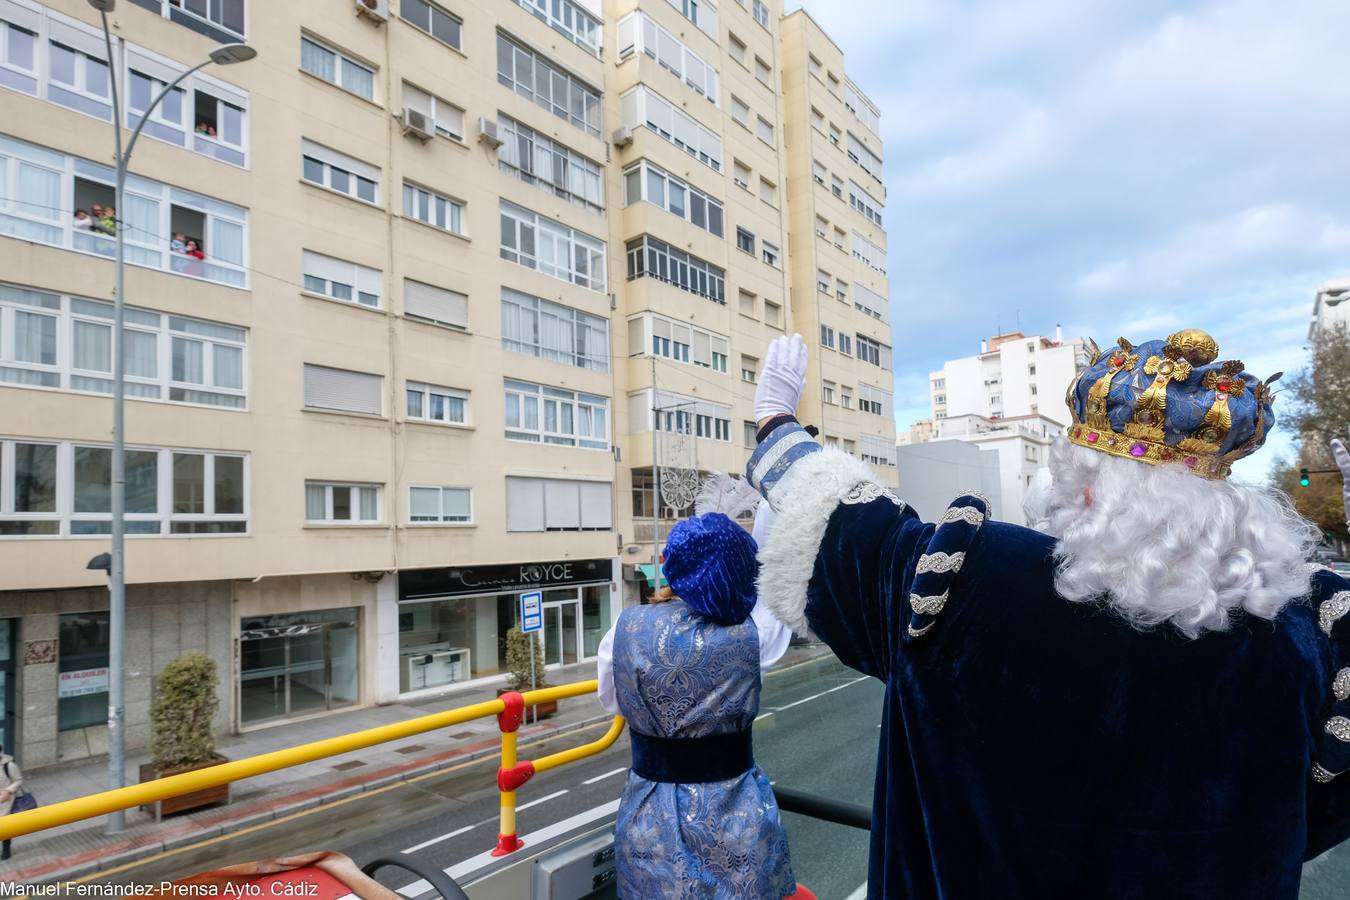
748, 430, 1350, 900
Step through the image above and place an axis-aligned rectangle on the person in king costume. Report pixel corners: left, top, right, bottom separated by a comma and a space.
745, 330, 1350, 899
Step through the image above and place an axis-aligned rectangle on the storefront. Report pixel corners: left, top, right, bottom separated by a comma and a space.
238, 607, 361, 726
0, 619, 14, 753
396, 558, 617, 696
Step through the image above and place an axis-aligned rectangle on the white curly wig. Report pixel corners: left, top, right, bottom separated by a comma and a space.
1042, 438, 1319, 638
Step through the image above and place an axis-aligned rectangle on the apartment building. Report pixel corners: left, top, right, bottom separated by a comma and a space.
0, 0, 892, 768
1309, 276, 1350, 341
930, 327, 1089, 426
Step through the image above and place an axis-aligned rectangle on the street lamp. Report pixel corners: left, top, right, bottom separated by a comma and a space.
86, 0, 255, 835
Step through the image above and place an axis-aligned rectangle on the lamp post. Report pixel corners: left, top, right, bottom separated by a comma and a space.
86, 0, 255, 835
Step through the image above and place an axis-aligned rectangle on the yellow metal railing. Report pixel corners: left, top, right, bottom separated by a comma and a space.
0, 680, 626, 858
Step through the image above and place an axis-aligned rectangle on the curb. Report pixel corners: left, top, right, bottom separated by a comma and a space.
17, 711, 618, 886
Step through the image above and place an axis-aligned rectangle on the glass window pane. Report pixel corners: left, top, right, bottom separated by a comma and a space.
303, 156, 324, 183
214, 456, 245, 515
49, 43, 75, 85
305, 483, 325, 520
73, 446, 112, 513
359, 487, 378, 520
332, 486, 351, 520
13, 443, 57, 513
172, 337, 204, 384
73, 320, 112, 373
15, 312, 56, 364
173, 453, 205, 514
125, 450, 157, 514
125, 330, 157, 378
407, 388, 423, 418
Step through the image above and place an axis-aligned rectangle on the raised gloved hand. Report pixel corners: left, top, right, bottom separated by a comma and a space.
1332, 428, 1350, 529
753, 334, 808, 424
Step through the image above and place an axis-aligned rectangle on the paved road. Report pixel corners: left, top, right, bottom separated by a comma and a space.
80, 651, 1350, 898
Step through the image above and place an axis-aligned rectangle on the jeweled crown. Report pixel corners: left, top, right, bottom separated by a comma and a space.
1064, 329, 1280, 480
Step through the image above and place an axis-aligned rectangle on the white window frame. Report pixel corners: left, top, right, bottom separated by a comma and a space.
302, 250, 381, 309
499, 201, 607, 292
762, 241, 779, 267
401, 0, 463, 51
624, 235, 726, 304
496, 32, 601, 137
501, 288, 609, 373
515, 0, 600, 56
299, 34, 375, 102
304, 481, 382, 525
302, 139, 380, 205
405, 381, 470, 426
849, 180, 884, 227
408, 485, 473, 524
622, 159, 724, 237
752, 0, 770, 29
616, 12, 718, 104
504, 379, 610, 450
666, 0, 717, 40
402, 181, 464, 235
141, 0, 245, 41
498, 115, 604, 214
852, 231, 888, 275
627, 313, 728, 373
401, 81, 464, 141
620, 85, 722, 172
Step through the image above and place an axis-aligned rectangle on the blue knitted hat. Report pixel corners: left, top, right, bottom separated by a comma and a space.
662, 513, 759, 626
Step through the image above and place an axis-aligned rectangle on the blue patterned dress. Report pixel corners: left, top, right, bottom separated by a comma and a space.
611, 600, 795, 900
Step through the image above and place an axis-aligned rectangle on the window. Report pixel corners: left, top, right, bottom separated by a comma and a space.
1025, 445, 1039, 463
402, 83, 464, 140
300, 35, 374, 101
854, 282, 887, 319
625, 235, 726, 303
859, 383, 892, 416
402, 0, 462, 49
935, 394, 946, 404
0, 439, 246, 537
631, 389, 730, 442
753, 0, 770, 28
739, 289, 756, 318
629, 314, 728, 372
500, 201, 608, 291
497, 33, 601, 137
829, 124, 841, 146
815, 215, 828, 237
406, 382, 469, 425
740, 354, 758, 383
0, 16, 38, 93
0, 283, 248, 408
731, 95, 749, 126
141, 0, 245, 41
517, 0, 601, 55
759, 177, 777, 206
828, 72, 841, 96
809, 54, 822, 78
302, 139, 379, 204
506, 476, 612, 532
44, 25, 112, 121
856, 334, 891, 368
303, 251, 381, 308
755, 57, 771, 86
756, 115, 774, 145
839, 333, 853, 356
303, 364, 383, 416
736, 227, 756, 255
762, 241, 779, 267
404, 279, 468, 329
1031, 385, 1039, 396
621, 86, 724, 170
505, 379, 609, 449
729, 34, 746, 66
845, 80, 882, 136
822, 380, 836, 404
847, 132, 885, 185
403, 182, 464, 234
733, 160, 751, 190
305, 482, 381, 524
617, 12, 718, 102
836, 279, 848, 303
502, 288, 609, 372
744, 421, 757, 449
0, 135, 248, 286
499, 115, 604, 214
820, 324, 835, 348
833, 226, 847, 249
811, 107, 825, 132
812, 160, 827, 185
818, 269, 832, 294
624, 160, 723, 236
409, 486, 473, 524
831, 174, 844, 199
1029, 364, 1038, 375
849, 181, 884, 226
841, 386, 853, 409
667, 0, 717, 39
852, 231, 888, 274
764, 299, 782, 328
933, 379, 946, 390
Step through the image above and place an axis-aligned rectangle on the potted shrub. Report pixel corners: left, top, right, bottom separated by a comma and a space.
139, 652, 229, 819
498, 625, 556, 720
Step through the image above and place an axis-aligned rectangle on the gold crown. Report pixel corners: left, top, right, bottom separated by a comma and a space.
1064, 329, 1278, 481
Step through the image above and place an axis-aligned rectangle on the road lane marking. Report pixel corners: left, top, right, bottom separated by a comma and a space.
403, 823, 478, 854
517, 789, 569, 811
764, 676, 870, 713
582, 767, 628, 785
845, 882, 868, 900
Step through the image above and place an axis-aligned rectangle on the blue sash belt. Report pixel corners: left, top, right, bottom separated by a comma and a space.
630, 728, 755, 784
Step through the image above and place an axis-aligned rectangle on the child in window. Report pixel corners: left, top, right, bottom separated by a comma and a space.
171, 232, 187, 253
74, 209, 93, 231
98, 207, 117, 235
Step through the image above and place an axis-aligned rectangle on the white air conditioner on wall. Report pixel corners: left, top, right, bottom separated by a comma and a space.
401, 108, 433, 141
355, 0, 389, 22
477, 117, 503, 149
611, 126, 634, 148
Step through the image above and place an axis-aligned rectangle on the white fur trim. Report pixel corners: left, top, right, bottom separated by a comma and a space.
754, 448, 879, 637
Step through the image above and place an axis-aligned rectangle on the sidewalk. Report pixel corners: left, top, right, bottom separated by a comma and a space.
3, 643, 834, 886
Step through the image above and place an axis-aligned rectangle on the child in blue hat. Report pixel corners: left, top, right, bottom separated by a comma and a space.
597, 511, 797, 899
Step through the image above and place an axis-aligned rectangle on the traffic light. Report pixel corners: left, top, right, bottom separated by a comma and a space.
1300, 468, 1310, 487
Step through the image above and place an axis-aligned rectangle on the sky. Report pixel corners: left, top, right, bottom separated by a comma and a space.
790, 0, 1350, 479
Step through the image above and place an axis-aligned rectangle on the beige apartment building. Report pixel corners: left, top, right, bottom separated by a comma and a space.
0, 0, 893, 768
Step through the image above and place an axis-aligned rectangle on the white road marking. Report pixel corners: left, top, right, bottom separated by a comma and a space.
402, 823, 477, 854
764, 676, 869, 713
845, 882, 869, 900
582, 766, 628, 785
517, 789, 569, 811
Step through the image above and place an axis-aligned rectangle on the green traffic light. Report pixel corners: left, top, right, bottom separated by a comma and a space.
1299, 467, 1310, 487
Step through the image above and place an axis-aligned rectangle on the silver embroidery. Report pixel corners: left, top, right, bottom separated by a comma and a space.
841, 481, 905, 508
1321, 591, 1350, 636
938, 505, 986, 527
916, 551, 965, 575
910, 590, 949, 616
957, 490, 991, 509
1327, 716, 1350, 743
1312, 763, 1339, 784
907, 620, 935, 638
1335, 668, 1350, 703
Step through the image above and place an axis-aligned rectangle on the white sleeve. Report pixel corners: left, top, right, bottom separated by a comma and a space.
596, 625, 620, 715
750, 498, 791, 669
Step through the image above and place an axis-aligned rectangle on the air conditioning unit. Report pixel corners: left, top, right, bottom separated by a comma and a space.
400, 108, 433, 141
611, 126, 634, 148
355, 0, 389, 22
477, 117, 502, 149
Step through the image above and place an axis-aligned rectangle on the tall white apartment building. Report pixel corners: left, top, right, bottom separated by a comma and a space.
930, 328, 1089, 426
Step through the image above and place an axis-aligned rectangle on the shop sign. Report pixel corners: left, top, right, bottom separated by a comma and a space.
58, 666, 109, 698
399, 558, 612, 600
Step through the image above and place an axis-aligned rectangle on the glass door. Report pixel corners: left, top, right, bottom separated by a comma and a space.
239, 609, 359, 726
541, 599, 581, 668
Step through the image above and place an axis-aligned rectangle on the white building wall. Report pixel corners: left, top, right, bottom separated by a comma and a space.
895, 440, 1003, 523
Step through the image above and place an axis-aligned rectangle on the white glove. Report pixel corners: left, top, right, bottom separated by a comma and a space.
754, 334, 808, 423
1332, 429, 1350, 529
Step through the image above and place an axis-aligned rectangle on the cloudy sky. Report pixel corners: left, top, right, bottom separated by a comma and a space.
791, 0, 1350, 478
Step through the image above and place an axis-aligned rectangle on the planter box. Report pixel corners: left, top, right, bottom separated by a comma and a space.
138, 755, 230, 820
497, 688, 557, 721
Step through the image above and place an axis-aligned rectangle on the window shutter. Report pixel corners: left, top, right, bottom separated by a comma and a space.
579, 481, 612, 529
409, 486, 440, 519
405, 279, 468, 328
444, 488, 471, 520
506, 477, 544, 532
543, 479, 580, 530
691, 330, 712, 366
628, 316, 647, 356
303, 364, 382, 415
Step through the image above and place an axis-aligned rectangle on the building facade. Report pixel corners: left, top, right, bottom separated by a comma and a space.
0, 0, 893, 767
930, 328, 1088, 427
1310, 277, 1350, 341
